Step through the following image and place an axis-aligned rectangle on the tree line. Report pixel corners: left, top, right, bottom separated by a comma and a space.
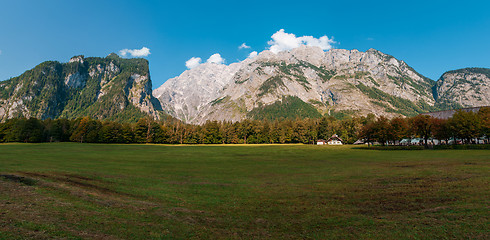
0, 107, 488, 146
359, 108, 489, 146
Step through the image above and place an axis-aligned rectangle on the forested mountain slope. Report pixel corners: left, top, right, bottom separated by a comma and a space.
0, 54, 162, 122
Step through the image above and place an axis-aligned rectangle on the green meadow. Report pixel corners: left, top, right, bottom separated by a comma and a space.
0, 143, 489, 239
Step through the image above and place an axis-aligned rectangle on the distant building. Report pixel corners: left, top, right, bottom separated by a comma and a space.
353, 139, 365, 145
317, 139, 326, 145
327, 134, 343, 145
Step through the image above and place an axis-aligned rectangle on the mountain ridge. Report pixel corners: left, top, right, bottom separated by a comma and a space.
0, 54, 162, 122
1, 49, 488, 124
434, 67, 490, 109
155, 46, 447, 124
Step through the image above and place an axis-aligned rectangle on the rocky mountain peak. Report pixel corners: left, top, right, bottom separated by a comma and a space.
153, 61, 242, 123
155, 47, 440, 124
106, 53, 120, 59
0, 54, 162, 122
69, 55, 84, 64
435, 68, 490, 108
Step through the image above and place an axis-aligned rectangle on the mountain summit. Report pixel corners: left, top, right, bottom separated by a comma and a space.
0, 54, 162, 122
155, 46, 441, 124
434, 68, 490, 109
2, 48, 487, 124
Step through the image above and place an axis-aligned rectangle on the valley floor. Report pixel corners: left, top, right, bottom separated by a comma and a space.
0, 143, 489, 239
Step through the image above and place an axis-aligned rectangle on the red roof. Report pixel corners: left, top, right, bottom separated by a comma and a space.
327, 134, 343, 142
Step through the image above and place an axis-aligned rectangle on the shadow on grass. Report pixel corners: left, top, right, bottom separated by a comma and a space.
0, 174, 37, 186
354, 144, 490, 150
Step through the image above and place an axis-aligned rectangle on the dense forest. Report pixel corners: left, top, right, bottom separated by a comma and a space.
0, 107, 488, 146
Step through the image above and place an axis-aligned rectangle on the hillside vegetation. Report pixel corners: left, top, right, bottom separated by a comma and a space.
0, 54, 161, 122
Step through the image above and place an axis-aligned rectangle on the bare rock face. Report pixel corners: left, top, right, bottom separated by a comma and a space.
126, 73, 162, 119
153, 62, 244, 123
69, 55, 84, 64
155, 46, 437, 124
435, 68, 490, 108
64, 72, 87, 88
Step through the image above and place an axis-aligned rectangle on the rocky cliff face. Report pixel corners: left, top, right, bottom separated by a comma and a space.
153, 62, 243, 123
434, 68, 490, 109
0, 54, 162, 122
155, 46, 438, 124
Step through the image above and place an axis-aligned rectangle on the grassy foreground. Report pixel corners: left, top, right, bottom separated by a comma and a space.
0, 143, 488, 239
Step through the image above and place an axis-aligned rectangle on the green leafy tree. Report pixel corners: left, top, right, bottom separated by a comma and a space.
478, 107, 490, 141
372, 116, 390, 145
134, 118, 160, 143
358, 121, 376, 146
409, 115, 433, 147
389, 117, 408, 145
317, 116, 337, 140
237, 120, 253, 144
47, 119, 72, 142
15, 118, 44, 143
222, 122, 239, 144
202, 121, 222, 144
292, 119, 309, 143
0, 119, 18, 142
100, 121, 133, 143
448, 110, 481, 143
70, 117, 101, 143
339, 117, 362, 144
432, 118, 451, 144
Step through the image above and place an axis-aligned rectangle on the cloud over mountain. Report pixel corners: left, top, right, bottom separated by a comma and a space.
248, 51, 258, 58
185, 30, 334, 69
119, 47, 151, 57
186, 53, 225, 69
207, 53, 225, 64
268, 29, 335, 53
186, 57, 202, 69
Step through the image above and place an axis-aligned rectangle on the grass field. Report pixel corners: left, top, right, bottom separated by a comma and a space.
0, 143, 489, 239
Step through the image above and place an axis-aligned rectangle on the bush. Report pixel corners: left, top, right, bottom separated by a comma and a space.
358, 145, 425, 150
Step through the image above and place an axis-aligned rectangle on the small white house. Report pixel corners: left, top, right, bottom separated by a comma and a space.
327, 134, 343, 145
317, 139, 326, 145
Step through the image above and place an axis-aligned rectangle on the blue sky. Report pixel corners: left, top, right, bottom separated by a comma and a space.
1, 0, 489, 88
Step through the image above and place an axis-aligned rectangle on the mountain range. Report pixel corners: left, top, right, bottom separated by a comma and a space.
154, 46, 489, 124
1, 47, 489, 123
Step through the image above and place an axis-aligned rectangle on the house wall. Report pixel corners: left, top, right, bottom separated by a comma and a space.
327, 140, 342, 145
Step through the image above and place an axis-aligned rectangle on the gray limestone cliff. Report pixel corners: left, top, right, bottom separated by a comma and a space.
434, 68, 490, 109
155, 46, 438, 124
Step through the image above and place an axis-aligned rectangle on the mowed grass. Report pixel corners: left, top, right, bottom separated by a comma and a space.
0, 143, 489, 239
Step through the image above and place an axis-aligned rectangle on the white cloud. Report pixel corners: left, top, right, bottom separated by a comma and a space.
267, 29, 335, 53
185, 57, 202, 69
268, 29, 300, 53
248, 51, 258, 59
206, 53, 225, 64
185, 53, 225, 69
119, 47, 151, 57
238, 43, 251, 49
